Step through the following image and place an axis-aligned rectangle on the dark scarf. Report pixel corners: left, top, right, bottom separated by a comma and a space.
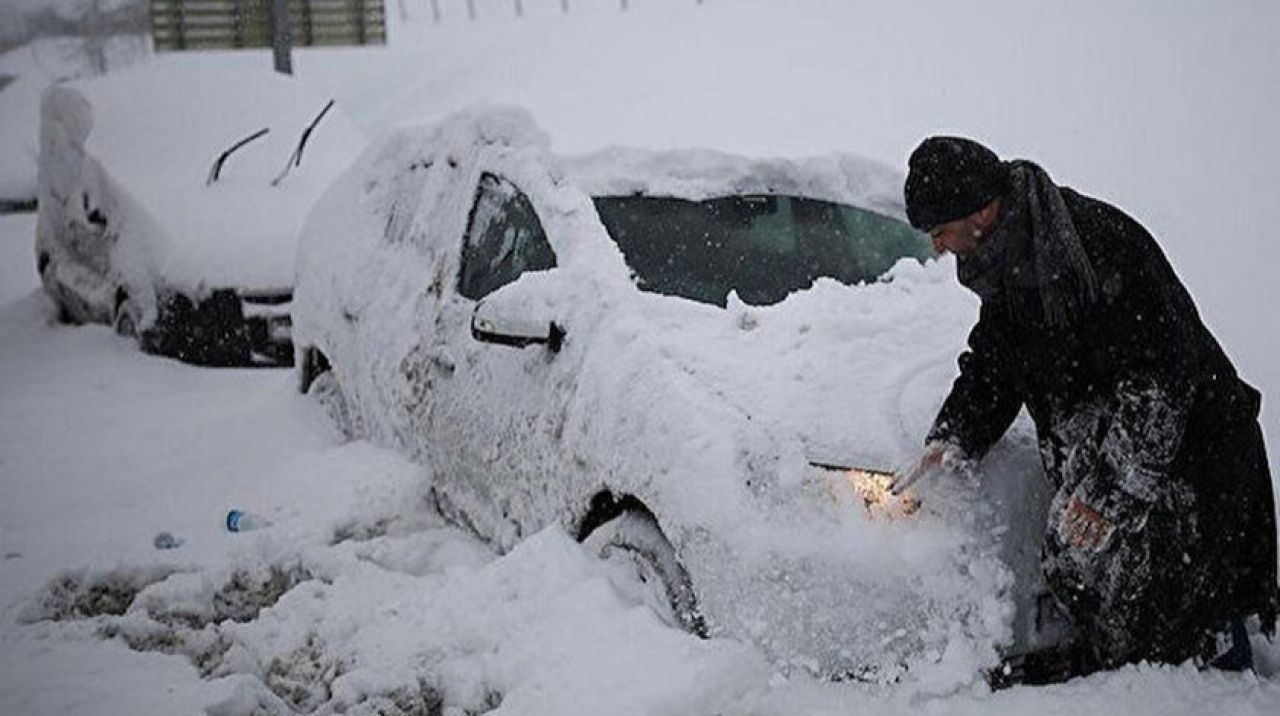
957, 160, 1099, 328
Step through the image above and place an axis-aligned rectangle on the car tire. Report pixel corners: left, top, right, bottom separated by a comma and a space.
308, 368, 355, 438
113, 295, 140, 339
298, 346, 332, 394
582, 510, 707, 637
51, 291, 74, 324
37, 254, 74, 324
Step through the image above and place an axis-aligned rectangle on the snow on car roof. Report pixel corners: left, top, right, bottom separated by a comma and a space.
50, 60, 364, 291
563, 145, 906, 219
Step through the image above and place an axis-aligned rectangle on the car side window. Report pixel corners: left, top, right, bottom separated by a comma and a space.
458, 173, 557, 301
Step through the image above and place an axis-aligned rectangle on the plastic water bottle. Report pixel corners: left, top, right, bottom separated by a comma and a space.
225, 509, 271, 532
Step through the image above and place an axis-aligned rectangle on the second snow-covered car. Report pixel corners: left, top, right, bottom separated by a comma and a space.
292, 107, 1049, 682
37, 63, 362, 366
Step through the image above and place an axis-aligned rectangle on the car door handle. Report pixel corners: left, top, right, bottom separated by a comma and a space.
429, 349, 456, 375
399, 345, 455, 387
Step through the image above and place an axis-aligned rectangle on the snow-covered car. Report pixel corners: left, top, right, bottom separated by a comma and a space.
292, 107, 1048, 683
36, 63, 363, 365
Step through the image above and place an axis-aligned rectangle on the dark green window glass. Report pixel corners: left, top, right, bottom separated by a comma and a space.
459, 173, 557, 301
592, 194, 931, 307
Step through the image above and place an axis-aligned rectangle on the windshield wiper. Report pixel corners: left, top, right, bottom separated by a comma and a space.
271, 100, 336, 187
206, 128, 270, 186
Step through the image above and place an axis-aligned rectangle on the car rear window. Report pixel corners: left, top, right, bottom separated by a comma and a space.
592, 194, 930, 306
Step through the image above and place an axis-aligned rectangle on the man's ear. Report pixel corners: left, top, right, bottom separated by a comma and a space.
977, 198, 1002, 229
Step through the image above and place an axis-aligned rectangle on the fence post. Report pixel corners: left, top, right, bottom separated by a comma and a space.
561, 0, 569, 14
231, 0, 242, 48
174, 0, 186, 50
514, 0, 524, 17
431, 0, 441, 23
269, 0, 293, 74
302, 0, 314, 46
84, 0, 106, 73
467, 0, 476, 21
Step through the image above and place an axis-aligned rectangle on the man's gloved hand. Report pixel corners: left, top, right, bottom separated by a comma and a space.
1058, 495, 1114, 551
890, 440, 965, 495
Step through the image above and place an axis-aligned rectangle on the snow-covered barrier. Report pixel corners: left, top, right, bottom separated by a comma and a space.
36, 62, 363, 365
292, 105, 1046, 685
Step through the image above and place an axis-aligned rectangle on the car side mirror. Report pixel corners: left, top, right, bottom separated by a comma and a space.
471, 300, 566, 353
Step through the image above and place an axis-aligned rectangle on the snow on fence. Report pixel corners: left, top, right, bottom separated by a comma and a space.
150, 0, 387, 51
417, 0, 704, 24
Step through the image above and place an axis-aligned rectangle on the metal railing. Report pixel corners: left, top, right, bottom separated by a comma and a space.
150, 0, 386, 52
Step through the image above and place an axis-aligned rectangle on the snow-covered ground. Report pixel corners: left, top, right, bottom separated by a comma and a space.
3, 207, 1279, 716
2, 0, 1279, 713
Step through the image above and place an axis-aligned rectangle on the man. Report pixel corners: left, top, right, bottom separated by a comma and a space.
894, 136, 1277, 682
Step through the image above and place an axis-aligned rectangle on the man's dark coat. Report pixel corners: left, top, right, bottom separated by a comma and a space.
928, 186, 1277, 663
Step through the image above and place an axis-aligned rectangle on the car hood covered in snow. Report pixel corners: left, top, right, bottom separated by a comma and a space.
620, 263, 974, 471
41, 61, 364, 292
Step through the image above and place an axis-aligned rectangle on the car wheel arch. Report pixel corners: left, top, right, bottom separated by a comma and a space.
576, 490, 653, 542
112, 287, 140, 338
576, 489, 708, 637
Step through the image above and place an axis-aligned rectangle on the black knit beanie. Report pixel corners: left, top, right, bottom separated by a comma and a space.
904, 136, 1011, 231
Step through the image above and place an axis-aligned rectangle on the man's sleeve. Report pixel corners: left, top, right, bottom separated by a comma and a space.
927, 305, 1024, 460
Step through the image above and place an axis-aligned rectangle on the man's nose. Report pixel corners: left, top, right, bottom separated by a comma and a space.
931, 234, 945, 254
